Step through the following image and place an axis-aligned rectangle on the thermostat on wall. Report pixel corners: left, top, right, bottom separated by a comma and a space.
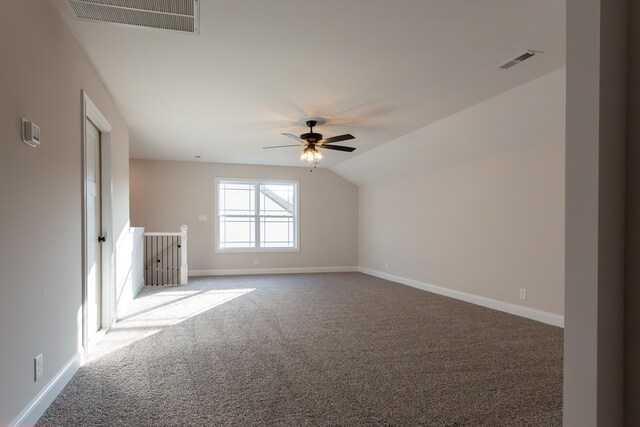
22, 118, 40, 148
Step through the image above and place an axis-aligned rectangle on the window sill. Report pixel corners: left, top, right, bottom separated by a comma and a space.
215, 247, 300, 254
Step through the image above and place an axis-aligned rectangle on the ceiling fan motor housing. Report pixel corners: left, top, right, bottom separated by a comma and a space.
300, 132, 323, 143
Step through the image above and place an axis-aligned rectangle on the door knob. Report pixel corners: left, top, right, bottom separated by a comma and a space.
98, 235, 106, 243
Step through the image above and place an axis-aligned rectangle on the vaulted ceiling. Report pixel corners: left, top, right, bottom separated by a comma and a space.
55, 0, 565, 167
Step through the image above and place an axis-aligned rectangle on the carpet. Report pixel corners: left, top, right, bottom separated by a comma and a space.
38, 272, 563, 426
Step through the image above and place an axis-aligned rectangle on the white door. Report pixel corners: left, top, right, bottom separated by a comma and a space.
86, 119, 102, 340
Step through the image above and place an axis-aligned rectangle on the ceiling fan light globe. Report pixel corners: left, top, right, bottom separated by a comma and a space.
300, 147, 323, 164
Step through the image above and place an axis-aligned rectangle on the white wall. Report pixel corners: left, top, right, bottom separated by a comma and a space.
564, 0, 628, 424
130, 160, 358, 272
114, 227, 145, 318
0, 1, 130, 424
333, 68, 566, 316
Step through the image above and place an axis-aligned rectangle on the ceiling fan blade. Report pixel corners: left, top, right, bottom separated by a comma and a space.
321, 134, 355, 144
320, 145, 356, 152
262, 144, 302, 149
282, 133, 304, 142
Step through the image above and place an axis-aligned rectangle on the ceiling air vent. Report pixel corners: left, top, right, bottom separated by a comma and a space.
66, 0, 199, 34
496, 50, 540, 70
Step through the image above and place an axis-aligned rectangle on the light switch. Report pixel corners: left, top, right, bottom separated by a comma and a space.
199, 214, 208, 222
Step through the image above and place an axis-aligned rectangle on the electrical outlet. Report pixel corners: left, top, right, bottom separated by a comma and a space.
254, 258, 259, 265
384, 262, 388, 270
519, 288, 527, 300
34, 354, 43, 382
198, 214, 208, 222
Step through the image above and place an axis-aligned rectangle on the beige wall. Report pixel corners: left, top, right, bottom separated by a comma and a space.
358, 144, 564, 314
130, 160, 358, 271
334, 69, 566, 316
0, 1, 129, 423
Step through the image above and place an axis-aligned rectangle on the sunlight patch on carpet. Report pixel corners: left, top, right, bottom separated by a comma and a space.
89, 287, 254, 360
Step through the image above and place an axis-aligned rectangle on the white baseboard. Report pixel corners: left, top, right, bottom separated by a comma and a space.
10, 352, 82, 427
358, 267, 564, 328
190, 266, 359, 277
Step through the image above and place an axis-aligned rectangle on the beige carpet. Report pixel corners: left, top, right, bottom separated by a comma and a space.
38, 273, 563, 426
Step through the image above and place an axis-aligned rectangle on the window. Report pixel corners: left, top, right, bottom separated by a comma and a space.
216, 179, 299, 251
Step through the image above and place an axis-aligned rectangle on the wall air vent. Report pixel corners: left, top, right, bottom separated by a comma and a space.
66, 0, 199, 34
496, 50, 541, 70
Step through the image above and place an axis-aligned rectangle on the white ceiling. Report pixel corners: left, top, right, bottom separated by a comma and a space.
55, 0, 565, 168
332, 68, 566, 186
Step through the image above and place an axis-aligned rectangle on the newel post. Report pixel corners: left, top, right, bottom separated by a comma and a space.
180, 225, 188, 284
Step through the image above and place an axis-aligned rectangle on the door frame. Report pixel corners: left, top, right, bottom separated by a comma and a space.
81, 91, 114, 357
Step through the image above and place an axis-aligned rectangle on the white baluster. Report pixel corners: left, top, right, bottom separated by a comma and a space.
180, 225, 188, 284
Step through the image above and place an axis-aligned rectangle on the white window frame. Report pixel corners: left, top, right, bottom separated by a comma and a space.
215, 178, 300, 253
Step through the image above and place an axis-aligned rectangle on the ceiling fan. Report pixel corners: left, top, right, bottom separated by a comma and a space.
263, 120, 356, 163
